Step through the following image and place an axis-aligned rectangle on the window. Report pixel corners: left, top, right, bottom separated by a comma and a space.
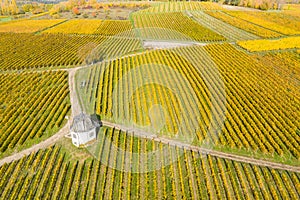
72, 134, 77, 139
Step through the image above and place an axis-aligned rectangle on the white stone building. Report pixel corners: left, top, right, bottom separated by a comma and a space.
70, 113, 99, 147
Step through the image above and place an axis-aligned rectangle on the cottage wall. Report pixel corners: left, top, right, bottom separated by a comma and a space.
78, 129, 96, 145
71, 129, 96, 147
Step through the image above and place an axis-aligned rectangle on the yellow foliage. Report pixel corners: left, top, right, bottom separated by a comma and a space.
206, 11, 281, 38
0, 71, 70, 152
225, 11, 300, 35
140, 2, 224, 13
94, 20, 133, 36
43, 19, 133, 36
282, 3, 300, 10
44, 19, 102, 34
237, 36, 300, 52
283, 4, 300, 18
0, 19, 65, 33
133, 12, 225, 42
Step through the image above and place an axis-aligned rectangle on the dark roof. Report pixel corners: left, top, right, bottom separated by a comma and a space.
70, 113, 99, 133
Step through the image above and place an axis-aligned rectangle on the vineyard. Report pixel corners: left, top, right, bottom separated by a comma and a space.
251, 51, 300, 82
0, 1, 299, 199
78, 48, 218, 140
79, 44, 300, 161
133, 12, 225, 42
0, 71, 70, 155
205, 10, 300, 38
204, 44, 299, 158
0, 128, 299, 199
237, 36, 300, 52
0, 33, 142, 70
44, 19, 102, 34
189, 11, 259, 42
284, 4, 300, 17
140, 1, 225, 13
0, 19, 65, 33
205, 11, 282, 38
43, 19, 134, 36
94, 20, 134, 37
224, 11, 300, 35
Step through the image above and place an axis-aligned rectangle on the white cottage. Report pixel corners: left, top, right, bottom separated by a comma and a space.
70, 113, 99, 147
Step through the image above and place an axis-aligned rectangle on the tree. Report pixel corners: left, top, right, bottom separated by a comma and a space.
10, 0, 18, 14
72, 7, 80, 15
0, 0, 18, 15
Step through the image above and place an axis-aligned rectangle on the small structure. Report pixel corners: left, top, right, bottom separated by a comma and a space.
70, 113, 100, 147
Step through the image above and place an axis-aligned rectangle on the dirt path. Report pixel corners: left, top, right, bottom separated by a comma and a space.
101, 121, 300, 173
0, 67, 80, 167
143, 40, 200, 49
68, 68, 82, 118
0, 122, 69, 167
221, 5, 260, 11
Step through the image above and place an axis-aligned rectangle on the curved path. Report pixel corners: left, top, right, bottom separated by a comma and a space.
0, 123, 69, 167
102, 120, 300, 173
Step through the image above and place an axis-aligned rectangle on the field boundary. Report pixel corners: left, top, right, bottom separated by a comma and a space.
0, 122, 69, 167
101, 120, 300, 173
